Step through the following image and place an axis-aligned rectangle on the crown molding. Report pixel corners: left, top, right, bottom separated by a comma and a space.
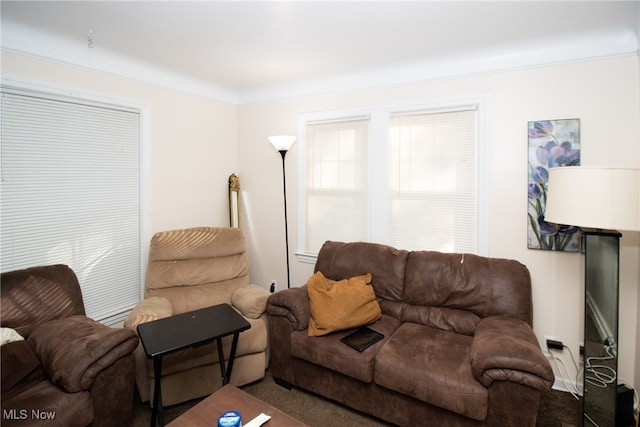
1, 20, 239, 104
2, 18, 637, 106
238, 28, 639, 104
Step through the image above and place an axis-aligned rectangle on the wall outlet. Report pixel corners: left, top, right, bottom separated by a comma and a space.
544, 335, 563, 350
547, 339, 564, 350
270, 280, 277, 293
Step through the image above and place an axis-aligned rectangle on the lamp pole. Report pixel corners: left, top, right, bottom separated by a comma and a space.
268, 135, 296, 289
279, 149, 291, 289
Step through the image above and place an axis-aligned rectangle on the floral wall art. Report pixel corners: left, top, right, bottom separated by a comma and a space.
527, 119, 581, 252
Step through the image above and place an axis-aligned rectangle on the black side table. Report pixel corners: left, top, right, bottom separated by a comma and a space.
137, 303, 251, 427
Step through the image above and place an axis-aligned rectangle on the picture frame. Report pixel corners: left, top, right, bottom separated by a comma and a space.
527, 118, 581, 252
229, 173, 241, 229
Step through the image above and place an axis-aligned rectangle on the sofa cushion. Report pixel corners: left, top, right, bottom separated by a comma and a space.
403, 251, 533, 327
291, 314, 400, 382
314, 241, 408, 304
401, 305, 481, 336
307, 272, 381, 336
146, 227, 250, 292
375, 322, 488, 421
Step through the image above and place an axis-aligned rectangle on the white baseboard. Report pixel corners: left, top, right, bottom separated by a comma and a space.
551, 377, 583, 396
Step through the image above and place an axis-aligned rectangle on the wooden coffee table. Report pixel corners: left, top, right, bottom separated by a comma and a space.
166, 384, 308, 427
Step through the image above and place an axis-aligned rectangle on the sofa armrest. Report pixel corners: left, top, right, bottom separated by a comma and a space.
27, 315, 139, 393
266, 286, 310, 331
470, 315, 554, 390
232, 284, 271, 319
123, 296, 173, 329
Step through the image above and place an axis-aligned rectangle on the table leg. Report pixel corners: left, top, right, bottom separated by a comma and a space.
226, 332, 241, 382
216, 332, 240, 385
151, 356, 164, 427
216, 337, 228, 385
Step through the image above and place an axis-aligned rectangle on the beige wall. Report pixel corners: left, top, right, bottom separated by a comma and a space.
238, 56, 640, 390
3, 50, 639, 391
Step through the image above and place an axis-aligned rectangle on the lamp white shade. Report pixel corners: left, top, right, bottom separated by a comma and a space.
545, 166, 640, 231
268, 135, 296, 151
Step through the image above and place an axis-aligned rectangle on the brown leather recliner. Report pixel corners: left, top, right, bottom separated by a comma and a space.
1, 264, 139, 427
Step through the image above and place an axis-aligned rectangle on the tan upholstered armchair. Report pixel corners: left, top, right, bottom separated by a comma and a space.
124, 227, 270, 406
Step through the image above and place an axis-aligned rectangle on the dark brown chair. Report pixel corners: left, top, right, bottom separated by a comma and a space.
1, 264, 139, 427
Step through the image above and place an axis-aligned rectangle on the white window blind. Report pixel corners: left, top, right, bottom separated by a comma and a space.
299, 104, 480, 259
1, 90, 141, 324
389, 108, 478, 252
304, 118, 370, 254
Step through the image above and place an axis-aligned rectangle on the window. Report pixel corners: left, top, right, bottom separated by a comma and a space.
304, 118, 370, 253
298, 102, 482, 260
388, 109, 477, 252
1, 86, 144, 325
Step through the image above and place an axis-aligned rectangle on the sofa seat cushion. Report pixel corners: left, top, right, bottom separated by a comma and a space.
375, 322, 488, 421
1, 378, 93, 427
291, 315, 400, 383
145, 315, 267, 377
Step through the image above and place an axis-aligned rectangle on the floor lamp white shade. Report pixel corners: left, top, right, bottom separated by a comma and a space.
268, 135, 296, 151
545, 167, 640, 232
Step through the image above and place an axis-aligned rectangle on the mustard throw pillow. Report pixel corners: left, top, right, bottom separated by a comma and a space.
307, 271, 381, 336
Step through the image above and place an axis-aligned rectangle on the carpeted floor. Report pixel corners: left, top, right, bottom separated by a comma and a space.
131, 370, 581, 426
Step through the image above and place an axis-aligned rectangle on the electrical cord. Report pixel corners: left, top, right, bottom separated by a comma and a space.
547, 345, 580, 400
584, 412, 600, 427
585, 343, 616, 388
563, 345, 581, 386
549, 341, 637, 427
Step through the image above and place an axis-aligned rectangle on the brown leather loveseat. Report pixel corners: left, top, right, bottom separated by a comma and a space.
1, 264, 139, 427
267, 241, 554, 426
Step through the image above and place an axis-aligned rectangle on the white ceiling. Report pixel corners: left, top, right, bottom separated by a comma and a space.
1, 1, 639, 103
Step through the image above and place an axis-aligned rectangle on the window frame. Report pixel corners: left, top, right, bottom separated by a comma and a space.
296, 98, 488, 264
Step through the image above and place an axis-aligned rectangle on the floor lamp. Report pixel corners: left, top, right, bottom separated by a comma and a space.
545, 166, 640, 427
269, 135, 297, 289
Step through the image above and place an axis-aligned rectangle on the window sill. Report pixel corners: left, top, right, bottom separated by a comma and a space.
295, 251, 317, 265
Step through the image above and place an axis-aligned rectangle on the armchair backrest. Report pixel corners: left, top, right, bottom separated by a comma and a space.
145, 227, 250, 314
1, 264, 86, 338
